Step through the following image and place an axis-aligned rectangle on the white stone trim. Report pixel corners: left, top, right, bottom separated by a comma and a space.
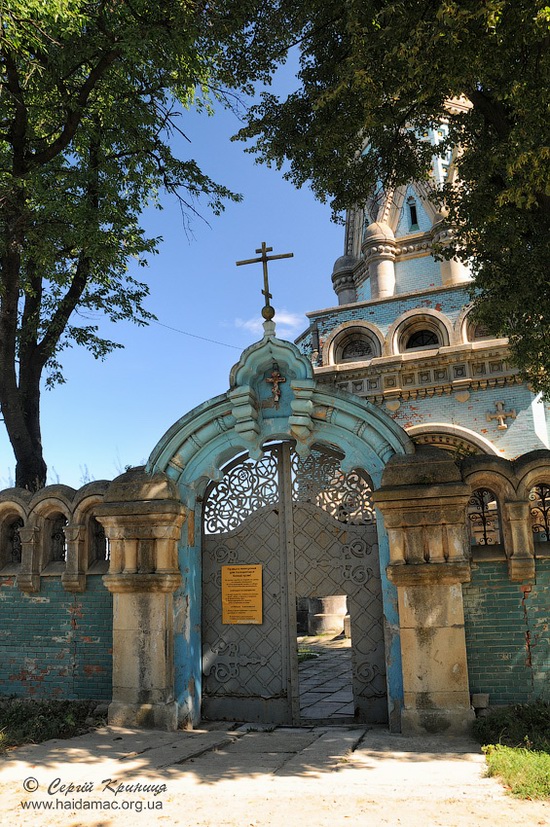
406, 424, 500, 456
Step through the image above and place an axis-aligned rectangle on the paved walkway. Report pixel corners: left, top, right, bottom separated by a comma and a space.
298, 634, 354, 722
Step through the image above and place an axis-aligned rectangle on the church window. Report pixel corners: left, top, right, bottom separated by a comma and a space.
405, 329, 439, 349
90, 517, 110, 563
49, 515, 67, 562
341, 339, 373, 361
407, 197, 419, 231
470, 323, 492, 341
468, 489, 501, 546
529, 484, 550, 543
4, 516, 24, 565
8, 517, 23, 564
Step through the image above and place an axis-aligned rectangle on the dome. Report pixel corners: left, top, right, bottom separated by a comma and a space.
331, 254, 358, 276
363, 221, 395, 243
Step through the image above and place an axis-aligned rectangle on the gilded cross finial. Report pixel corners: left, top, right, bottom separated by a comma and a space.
236, 241, 293, 320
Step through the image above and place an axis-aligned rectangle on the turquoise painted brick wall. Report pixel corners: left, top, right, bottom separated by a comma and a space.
394, 256, 442, 296
392, 384, 545, 456
306, 286, 470, 350
0, 575, 112, 700
462, 560, 550, 704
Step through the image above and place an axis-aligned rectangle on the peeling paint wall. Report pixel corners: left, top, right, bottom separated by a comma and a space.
0, 575, 112, 699
463, 560, 550, 703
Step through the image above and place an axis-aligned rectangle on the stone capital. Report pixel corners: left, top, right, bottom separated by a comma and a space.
387, 561, 471, 587
103, 572, 182, 594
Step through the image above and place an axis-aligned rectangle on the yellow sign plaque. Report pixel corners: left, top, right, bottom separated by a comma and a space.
221, 565, 263, 625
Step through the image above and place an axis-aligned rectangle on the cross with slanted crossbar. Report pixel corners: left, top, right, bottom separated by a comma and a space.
236, 242, 293, 321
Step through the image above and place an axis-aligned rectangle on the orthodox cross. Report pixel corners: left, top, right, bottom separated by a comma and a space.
236, 241, 293, 320
265, 363, 286, 408
486, 400, 517, 430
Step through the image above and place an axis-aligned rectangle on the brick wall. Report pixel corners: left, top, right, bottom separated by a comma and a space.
0, 575, 112, 700
463, 559, 550, 704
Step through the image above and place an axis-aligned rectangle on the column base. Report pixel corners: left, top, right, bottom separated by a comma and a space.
401, 706, 475, 736
108, 701, 179, 731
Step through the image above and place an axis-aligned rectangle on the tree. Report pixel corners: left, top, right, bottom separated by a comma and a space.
240, 1, 550, 395
0, 0, 298, 490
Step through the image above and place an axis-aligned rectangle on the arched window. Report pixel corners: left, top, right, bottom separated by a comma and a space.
405, 329, 440, 349
470, 323, 491, 340
529, 484, 550, 543
8, 517, 23, 564
333, 327, 381, 364
341, 339, 373, 362
466, 317, 493, 341
1, 516, 24, 567
41, 513, 68, 567
468, 489, 501, 546
407, 196, 419, 231
90, 517, 110, 564
50, 515, 67, 562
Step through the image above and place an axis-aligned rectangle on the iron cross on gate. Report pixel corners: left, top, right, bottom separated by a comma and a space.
236, 241, 293, 321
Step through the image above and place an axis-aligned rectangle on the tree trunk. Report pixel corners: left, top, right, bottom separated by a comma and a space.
1, 374, 47, 492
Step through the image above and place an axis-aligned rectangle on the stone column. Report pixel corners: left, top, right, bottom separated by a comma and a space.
17, 525, 40, 593
504, 501, 535, 582
96, 468, 186, 731
363, 222, 397, 299
432, 220, 471, 286
331, 255, 358, 305
372, 448, 475, 735
61, 523, 86, 592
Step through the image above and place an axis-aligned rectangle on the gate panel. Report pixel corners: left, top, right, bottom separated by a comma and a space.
201, 443, 387, 725
202, 506, 293, 722
202, 448, 295, 723
293, 504, 387, 723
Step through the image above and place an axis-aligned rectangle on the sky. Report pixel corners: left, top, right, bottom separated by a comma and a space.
0, 71, 344, 489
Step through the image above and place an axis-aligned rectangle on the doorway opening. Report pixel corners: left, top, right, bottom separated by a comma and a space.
297, 595, 354, 723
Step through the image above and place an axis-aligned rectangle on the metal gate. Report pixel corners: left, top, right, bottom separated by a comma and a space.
201, 442, 386, 724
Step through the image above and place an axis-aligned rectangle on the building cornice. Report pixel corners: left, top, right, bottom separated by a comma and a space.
314, 340, 519, 405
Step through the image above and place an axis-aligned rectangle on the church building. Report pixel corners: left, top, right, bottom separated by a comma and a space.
0, 126, 549, 735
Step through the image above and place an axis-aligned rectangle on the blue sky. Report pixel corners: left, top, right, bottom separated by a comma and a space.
0, 75, 344, 489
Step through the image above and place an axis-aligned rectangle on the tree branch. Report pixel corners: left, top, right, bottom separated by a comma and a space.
467, 88, 512, 140
3, 51, 28, 174
30, 47, 121, 167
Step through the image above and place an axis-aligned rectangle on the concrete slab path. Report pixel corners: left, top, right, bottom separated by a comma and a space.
1, 723, 548, 827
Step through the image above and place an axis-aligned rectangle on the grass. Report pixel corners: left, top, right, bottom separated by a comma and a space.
297, 647, 319, 663
0, 697, 106, 753
473, 701, 550, 799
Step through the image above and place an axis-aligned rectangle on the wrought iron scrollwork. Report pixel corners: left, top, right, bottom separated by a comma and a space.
203, 451, 279, 535
292, 449, 376, 525
51, 515, 67, 561
203, 444, 376, 534
468, 489, 500, 545
341, 339, 373, 361
9, 517, 23, 564
530, 483, 550, 542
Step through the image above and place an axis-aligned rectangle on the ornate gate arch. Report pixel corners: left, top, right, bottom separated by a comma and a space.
201, 441, 386, 725
144, 321, 413, 728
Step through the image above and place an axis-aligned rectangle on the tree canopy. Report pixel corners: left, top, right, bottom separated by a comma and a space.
240, 1, 550, 395
0, 0, 298, 490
